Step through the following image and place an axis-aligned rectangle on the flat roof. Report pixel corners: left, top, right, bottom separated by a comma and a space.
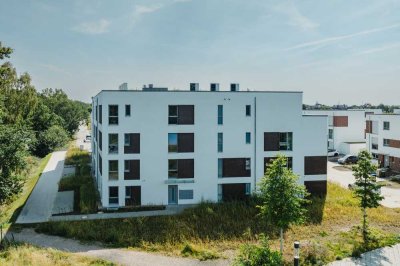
93, 89, 303, 98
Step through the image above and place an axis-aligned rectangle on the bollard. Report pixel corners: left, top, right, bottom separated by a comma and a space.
294, 241, 300, 266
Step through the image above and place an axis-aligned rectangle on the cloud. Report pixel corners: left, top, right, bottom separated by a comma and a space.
72, 19, 110, 34
274, 2, 318, 31
285, 23, 400, 51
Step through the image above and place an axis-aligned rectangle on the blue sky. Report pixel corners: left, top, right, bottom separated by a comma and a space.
1, 0, 399, 104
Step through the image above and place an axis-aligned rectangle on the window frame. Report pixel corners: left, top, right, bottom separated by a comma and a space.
125, 104, 131, 117
168, 159, 178, 178
109, 160, 119, 180
168, 105, 178, 125
168, 133, 178, 153
109, 186, 119, 204
246, 132, 251, 144
108, 105, 119, 125
279, 132, 293, 151
383, 121, 390, 130
246, 105, 251, 116
217, 105, 223, 125
108, 133, 119, 154
217, 132, 223, 152
383, 139, 390, 147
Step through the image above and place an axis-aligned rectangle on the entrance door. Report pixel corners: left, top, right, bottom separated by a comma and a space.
168, 185, 178, 205
384, 155, 390, 167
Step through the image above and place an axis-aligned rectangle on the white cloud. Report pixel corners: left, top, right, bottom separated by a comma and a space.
286, 23, 400, 51
72, 19, 110, 34
358, 42, 400, 55
274, 2, 318, 31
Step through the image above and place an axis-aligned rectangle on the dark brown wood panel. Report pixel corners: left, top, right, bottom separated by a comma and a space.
333, 116, 348, 127
365, 120, 372, 134
222, 183, 248, 201
390, 157, 400, 172
264, 132, 280, 151
124, 160, 140, 180
222, 158, 251, 177
125, 186, 141, 206
304, 181, 327, 196
178, 159, 194, 178
304, 156, 327, 175
178, 133, 194, 153
389, 139, 400, 148
178, 105, 194, 125
124, 133, 140, 154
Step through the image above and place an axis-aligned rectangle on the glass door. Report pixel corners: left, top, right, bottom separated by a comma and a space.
168, 185, 178, 205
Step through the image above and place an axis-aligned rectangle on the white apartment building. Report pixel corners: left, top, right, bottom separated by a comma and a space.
366, 113, 400, 172
303, 109, 382, 155
91, 84, 328, 208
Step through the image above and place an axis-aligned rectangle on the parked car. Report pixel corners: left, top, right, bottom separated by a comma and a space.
328, 149, 339, 157
338, 155, 358, 165
84, 135, 91, 143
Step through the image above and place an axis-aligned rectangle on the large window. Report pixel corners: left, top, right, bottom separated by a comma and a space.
124, 160, 140, 180
168, 159, 194, 179
217, 133, 223, 152
109, 186, 118, 205
246, 105, 251, 116
109, 134, 118, 154
168, 133, 194, 153
218, 158, 251, 178
125, 186, 141, 206
109, 105, 118, 125
218, 105, 223, 125
372, 137, 378, 150
384, 121, 390, 130
124, 133, 140, 154
168, 105, 194, 125
109, 160, 119, 180
279, 132, 293, 151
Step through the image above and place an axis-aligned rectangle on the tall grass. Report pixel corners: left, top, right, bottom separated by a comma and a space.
0, 243, 114, 266
36, 182, 400, 263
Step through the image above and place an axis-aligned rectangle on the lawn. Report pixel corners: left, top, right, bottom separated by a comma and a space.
0, 154, 51, 230
36, 182, 400, 264
0, 243, 114, 266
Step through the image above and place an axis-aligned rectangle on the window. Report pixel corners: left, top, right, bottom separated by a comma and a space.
218, 105, 223, 125
98, 154, 102, 175
372, 121, 379, 134
372, 137, 378, 150
109, 160, 118, 180
304, 156, 327, 175
218, 133, 223, 152
168, 133, 178, 152
245, 158, 251, 170
264, 157, 293, 173
169, 106, 178, 124
109, 186, 118, 204
125, 105, 131, 116
124, 160, 140, 180
125, 186, 141, 206
124, 133, 140, 154
95, 105, 98, 122
99, 105, 102, 124
218, 159, 223, 178
108, 134, 118, 154
246, 105, 251, 116
384, 121, 390, 130
168, 159, 194, 179
99, 131, 102, 150
383, 139, 390, 147
246, 132, 251, 144
168, 105, 194, 125
179, 190, 194, 200
168, 160, 178, 178
279, 132, 293, 151
109, 105, 118, 125
245, 183, 251, 195
328, 129, 333, 139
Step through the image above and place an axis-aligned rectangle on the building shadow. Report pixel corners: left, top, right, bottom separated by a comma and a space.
306, 194, 326, 224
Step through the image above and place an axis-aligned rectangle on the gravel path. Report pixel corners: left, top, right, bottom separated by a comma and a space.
8, 228, 231, 266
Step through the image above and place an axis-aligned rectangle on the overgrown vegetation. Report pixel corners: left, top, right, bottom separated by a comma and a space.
0, 41, 90, 203
58, 147, 97, 214
36, 182, 400, 263
0, 242, 114, 266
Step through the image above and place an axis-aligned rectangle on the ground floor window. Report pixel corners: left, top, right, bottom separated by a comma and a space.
125, 186, 141, 206
109, 186, 119, 205
218, 183, 251, 202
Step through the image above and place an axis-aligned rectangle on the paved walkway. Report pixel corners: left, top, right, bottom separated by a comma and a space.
328, 244, 400, 266
7, 228, 230, 266
16, 151, 67, 224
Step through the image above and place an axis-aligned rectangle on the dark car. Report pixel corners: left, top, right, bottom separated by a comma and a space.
338, 155, 358, 165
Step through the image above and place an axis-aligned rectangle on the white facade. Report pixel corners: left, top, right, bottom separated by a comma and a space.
366, 114, 400, 171
303, 109, 382, 155
92, 88, 328, 208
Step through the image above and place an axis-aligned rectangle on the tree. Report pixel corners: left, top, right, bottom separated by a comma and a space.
258, 155, 310, 254
352, 150, 383, 243
35, 125, 69, 157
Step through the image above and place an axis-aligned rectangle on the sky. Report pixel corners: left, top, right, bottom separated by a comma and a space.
0, 0, 399, 105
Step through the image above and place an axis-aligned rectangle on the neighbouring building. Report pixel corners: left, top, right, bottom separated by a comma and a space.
303, 109, 382, 155
91, 83, 328, 208
365, 113, 400, 172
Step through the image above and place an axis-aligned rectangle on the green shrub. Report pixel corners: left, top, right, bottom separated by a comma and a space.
80, 183, 97, 214
234, 235, 283, 266
180, 243, 219, 261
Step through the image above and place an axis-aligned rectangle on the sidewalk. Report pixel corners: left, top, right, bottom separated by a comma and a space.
328, 244, 400, 266
16, 151, 67, 224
